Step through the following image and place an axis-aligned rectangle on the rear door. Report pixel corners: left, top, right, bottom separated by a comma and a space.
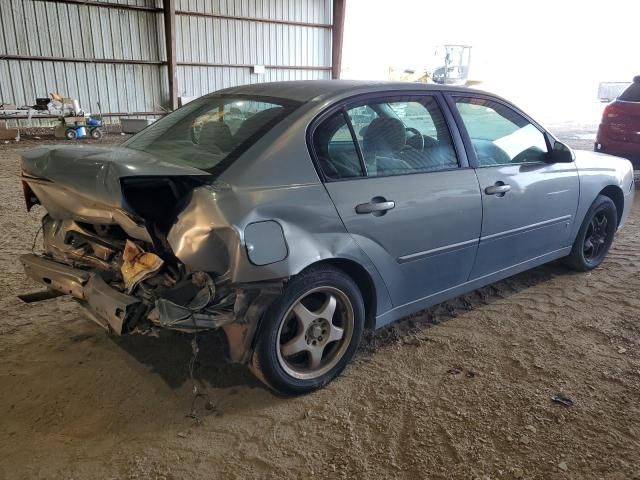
449, 94, 580, 279
311, 93, 482, 307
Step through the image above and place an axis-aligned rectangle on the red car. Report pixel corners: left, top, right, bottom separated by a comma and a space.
596, 76, 640, 169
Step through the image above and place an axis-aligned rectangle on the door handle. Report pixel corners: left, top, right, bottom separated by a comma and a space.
355, 197, 395, 215
484, 182, 511, 196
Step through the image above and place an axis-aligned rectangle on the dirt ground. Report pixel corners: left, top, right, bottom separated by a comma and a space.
1, 132, 640, 480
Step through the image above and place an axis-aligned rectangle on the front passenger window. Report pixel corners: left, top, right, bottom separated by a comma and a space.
455, 97, 549, 166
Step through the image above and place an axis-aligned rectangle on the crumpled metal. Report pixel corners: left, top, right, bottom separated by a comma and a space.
155, 272, 235, 330
121, 239, 163, 293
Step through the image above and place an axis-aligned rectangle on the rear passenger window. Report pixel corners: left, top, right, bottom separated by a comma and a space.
347, 97, 458, 177
349, 106, 378, 142
312, 95, 459, 180
313, 112, 364, 180
388, 101, 438, 138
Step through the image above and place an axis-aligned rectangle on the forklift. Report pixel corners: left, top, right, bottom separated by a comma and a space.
388, 44, 476, 87
431, 45, 472, 86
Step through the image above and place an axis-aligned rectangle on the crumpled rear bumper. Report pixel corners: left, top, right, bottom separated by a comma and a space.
20, 253, 143, 334
19, 253, 284, 363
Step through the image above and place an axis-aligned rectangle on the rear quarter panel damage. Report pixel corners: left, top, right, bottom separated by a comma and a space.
166, 183, 394, 318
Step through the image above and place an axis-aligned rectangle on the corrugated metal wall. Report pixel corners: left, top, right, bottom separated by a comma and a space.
0, 0, 166, 120
0, 0, 333, 124
175, 0, 332, 98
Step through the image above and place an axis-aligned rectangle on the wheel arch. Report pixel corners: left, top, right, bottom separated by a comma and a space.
304, 258, 378, 329
599, 185, 624, 227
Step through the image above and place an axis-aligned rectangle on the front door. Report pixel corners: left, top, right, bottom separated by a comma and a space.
312, 94, 482, 307
451, 95, 580, 279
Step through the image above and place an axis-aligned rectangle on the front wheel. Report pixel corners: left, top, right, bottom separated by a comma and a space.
251, 265, 364, 395
564, 194, 617, 271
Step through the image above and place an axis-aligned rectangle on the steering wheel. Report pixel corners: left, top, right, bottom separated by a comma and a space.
405, 127, 424, 151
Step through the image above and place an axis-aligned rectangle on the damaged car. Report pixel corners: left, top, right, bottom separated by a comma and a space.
19, 81, 634, 394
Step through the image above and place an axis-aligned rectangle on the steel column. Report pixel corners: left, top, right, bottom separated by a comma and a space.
164, 0, 178, 111
331, 0, 346, 79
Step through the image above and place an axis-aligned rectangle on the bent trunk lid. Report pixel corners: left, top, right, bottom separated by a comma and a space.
21, 145, 212, 242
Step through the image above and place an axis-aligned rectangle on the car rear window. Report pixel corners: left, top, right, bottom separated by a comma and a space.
123, 94, 301, 175
618, 80, 640, 102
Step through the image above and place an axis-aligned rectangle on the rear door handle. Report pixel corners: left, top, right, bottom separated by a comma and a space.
484, 182, 511, 196
355, 197, 395, 215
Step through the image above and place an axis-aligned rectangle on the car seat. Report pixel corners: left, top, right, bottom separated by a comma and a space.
362, 117, 412, 175
198, 121, 236, 152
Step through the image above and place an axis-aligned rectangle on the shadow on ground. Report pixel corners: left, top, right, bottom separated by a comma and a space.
109, 260, 571, 392
112, 329, 264, 391
361, 260, 571, 353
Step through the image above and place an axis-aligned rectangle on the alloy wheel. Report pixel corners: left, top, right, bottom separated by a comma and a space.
583, 211, 611, 261
276, 286, 354, 380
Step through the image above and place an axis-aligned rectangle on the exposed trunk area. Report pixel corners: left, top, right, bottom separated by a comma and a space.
19, 145, 245, 338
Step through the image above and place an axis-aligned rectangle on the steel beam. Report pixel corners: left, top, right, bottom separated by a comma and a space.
177, 62, 331, 71
331, 0, 346, 79
164, 0, 178, 111
32, 0, 162, 13
175, 10, 332, 29
0, 54, 164, 65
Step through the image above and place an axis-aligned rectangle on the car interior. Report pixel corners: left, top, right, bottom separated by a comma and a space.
315, 101, 459, 179
197, 106, 286, 153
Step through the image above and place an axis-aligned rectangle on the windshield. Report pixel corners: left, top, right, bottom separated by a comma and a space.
123, 94, 301, 173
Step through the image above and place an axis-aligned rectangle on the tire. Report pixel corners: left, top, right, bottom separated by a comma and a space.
564, 194, 617, 271
65, 129, 77, 140
251, 265, 365, 395
90, 128, 103, 139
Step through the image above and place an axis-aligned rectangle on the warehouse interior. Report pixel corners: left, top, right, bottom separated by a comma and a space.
1, 1, 640, 479
0, 0, 339, 130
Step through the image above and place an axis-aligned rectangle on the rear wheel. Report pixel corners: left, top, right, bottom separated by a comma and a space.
251, 265, 364, 395
65, 129, 77, 140
564, 195, 617, 271
90, 128, 103, 139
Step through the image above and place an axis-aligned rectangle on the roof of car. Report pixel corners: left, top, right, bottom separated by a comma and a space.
217, 80, 487, 103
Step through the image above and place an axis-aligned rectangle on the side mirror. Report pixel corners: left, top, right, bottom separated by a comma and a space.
547, 140, 575, 163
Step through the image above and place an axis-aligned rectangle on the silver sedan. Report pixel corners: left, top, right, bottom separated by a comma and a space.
19, 81, 634, 394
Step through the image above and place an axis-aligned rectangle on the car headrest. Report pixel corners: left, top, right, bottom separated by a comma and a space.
234, 107, 283, 143
363, 117, 406, 153
199, 121, 235, 151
